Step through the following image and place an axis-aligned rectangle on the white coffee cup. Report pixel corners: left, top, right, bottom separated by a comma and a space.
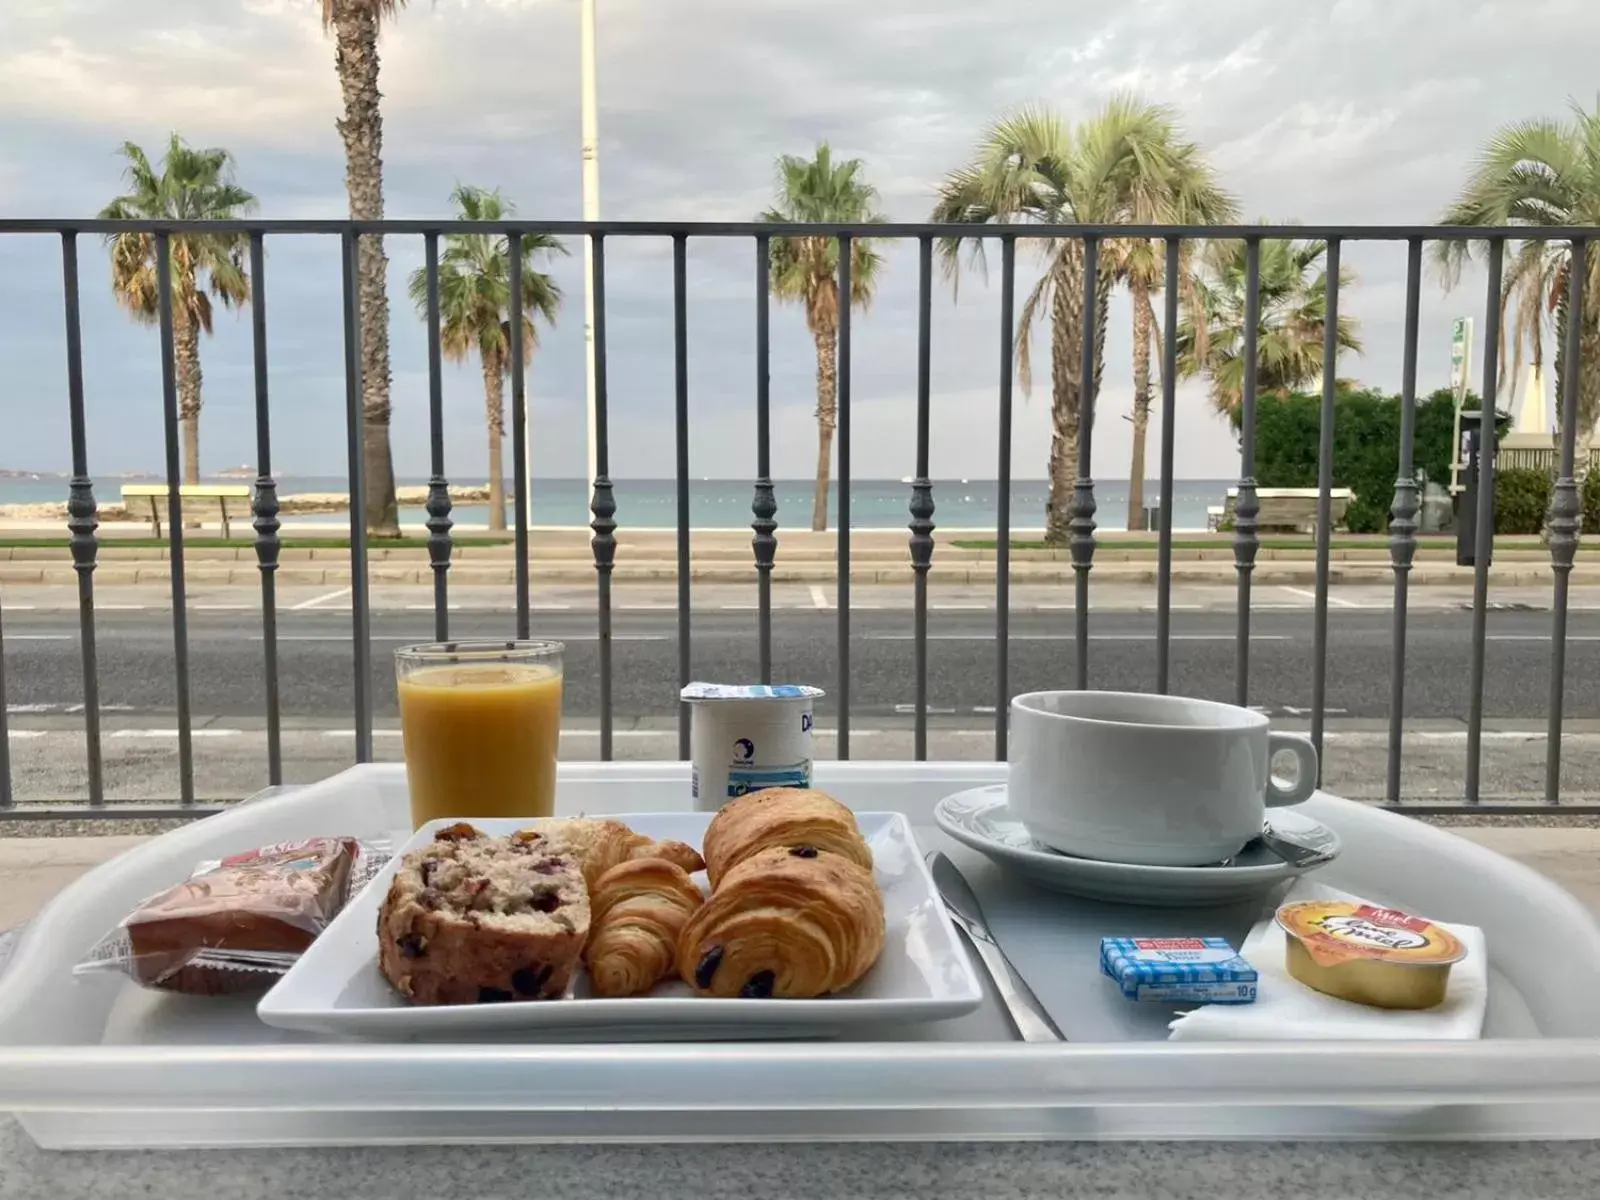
1008, 690, 1319, 867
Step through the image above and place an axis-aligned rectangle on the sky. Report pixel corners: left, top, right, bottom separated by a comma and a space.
0, 0, 1594, 485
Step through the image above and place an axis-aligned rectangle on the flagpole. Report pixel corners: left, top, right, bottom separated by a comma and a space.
579, 0, 601, 492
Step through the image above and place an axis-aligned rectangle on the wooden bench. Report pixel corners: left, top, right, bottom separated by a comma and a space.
1222, 487, 1354, 535
120, 484, 253, 538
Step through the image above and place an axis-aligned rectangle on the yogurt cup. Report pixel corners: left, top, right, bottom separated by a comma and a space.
681, 683, 824, 811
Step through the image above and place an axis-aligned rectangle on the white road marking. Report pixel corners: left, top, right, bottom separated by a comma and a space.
5, 635, 71, 641
3, 605, 36, 611
1278, 586, 1320, 604
261, 633, 668, 643
1414, 730, 1546, 741
1487, 635, 1600, 642
810, 585, 830, 610
291, 586, 353, 611
95, 604, 147, 611
110, 729, 241, 739
868, 632, 1287, 642
6, 730, 44, 739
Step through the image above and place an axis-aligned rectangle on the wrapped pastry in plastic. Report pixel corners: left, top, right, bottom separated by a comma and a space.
75, 837, 385, 995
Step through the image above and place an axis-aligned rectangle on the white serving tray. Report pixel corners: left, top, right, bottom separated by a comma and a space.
5, 761, 1600, 1148
258, 812, 982, 1038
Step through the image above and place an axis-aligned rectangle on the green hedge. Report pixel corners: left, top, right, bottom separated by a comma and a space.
1585, 472, 1600, 534
1493, 468, 1551, 535
1250, 388, 1463, 533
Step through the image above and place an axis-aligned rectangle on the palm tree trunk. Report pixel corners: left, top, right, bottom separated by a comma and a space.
332, 0, 400, 538
1126, 276, 1153, 532
812, 322, 838, 532
173, 302, 203, 489
1045, 247, 1085, 546
483, 350, 507, 533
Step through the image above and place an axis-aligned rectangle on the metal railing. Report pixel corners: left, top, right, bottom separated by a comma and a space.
0, 218, 1597, 818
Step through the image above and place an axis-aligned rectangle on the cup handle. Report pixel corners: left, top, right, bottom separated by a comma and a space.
1265, 732, 1318, 807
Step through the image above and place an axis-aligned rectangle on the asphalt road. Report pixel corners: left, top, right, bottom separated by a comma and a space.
2, 605, 1595, 724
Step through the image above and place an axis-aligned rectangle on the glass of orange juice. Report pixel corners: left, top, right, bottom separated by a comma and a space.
396, 640, 564, 828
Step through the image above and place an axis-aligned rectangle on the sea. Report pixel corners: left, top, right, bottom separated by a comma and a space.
0, 475, 1231, 532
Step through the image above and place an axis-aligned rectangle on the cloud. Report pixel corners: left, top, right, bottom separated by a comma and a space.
1, 0, 1599, 499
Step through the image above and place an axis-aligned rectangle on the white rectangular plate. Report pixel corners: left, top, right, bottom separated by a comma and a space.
257, 811, 983, 1039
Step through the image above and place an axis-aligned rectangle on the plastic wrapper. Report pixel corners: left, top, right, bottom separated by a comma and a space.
75, 837, 388, 995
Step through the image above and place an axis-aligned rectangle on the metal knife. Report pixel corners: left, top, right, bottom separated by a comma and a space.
927, 851, 1064, 1043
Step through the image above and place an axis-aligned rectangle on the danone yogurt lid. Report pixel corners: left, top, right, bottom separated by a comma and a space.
680, 683, 824, 702
1276, 900, 1467, 970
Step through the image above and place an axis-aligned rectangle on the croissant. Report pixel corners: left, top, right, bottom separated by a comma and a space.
517, 818, 705, 888
677, 845, 885, 998
701, 788, 872, 888
584, 858, 705, 997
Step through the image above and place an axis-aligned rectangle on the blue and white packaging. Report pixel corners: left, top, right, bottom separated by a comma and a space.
1100, 936, 1258, 1004
681, 683, 824, 811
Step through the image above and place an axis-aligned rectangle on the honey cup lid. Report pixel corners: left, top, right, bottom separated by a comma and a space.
1276, 900, 1467, 969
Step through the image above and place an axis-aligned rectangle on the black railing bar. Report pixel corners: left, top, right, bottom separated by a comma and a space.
1309, 239, 1342, 777
2, 219, 1595, 240
247, 232, 282, 788
0, 805, 233, 822
153, 231, 196, 804
1070, 238, 1100, 691
339, 230, 373, 764
910, 235, 936, 762
423, 231, 453, 643
673, 233, 692, 759
752, 233, 777, 685
1386, 238, 1425, 805
60, 231, 103, 804
1545, 237, 1587, 804
508, 233, 532, 641
589, 233, 617, 761
1154, 236, 1180, 695
1233, 237, 1264, 709
1464, 238, 1505, 805
994, 234, 1016, 758
837, 232, 854, 761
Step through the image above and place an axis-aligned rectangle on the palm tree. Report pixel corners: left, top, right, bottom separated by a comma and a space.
760, 144, 885, 531
1176, 232, 1362, 420
1438, 98, 1600, 436
933, 98, 1212, 542
407, 186, 564, 532
100, 134, 254, 488
323, 0, 404, 537
1098, 114, 1236, 529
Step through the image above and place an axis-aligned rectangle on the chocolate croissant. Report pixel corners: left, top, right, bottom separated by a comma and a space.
677, 845, 885, 998
701, 788, 872, 887
518, 818, 705, 889
584, 857, 704, 998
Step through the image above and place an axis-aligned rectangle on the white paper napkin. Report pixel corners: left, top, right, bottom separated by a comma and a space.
1167, 882, 1488, 1042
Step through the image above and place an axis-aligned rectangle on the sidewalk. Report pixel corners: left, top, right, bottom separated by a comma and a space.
4, 826, 1599, 932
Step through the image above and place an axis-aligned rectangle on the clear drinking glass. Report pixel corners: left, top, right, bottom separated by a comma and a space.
395, 640, 565, 829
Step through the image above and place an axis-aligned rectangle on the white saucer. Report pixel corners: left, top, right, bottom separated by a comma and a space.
933, 785, 1341, 906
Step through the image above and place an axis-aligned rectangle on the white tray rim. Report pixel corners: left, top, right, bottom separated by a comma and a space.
7, 761, 1600, 1142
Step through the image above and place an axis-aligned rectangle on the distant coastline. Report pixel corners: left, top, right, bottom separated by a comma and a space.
0, 475, 1230, 532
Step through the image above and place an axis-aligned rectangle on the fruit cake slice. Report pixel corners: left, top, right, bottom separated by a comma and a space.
377, 823, 590, 1005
